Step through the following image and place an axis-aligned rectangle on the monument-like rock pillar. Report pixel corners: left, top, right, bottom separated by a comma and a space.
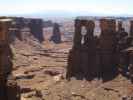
73, 19, 82, 49
85, 20, 97, 78
116, 21, 130, 75
29, 19, 44, 43
118, 21, 123, 32
122, 47, 133, 82
99, 19, 117, 77
130, 21, 133, 37
127, 48, 133, 68
129, 51, 133, 82
66, 19, 82, 79
9, 17, 25, 42
67, 18, 97, 80
0, 18, 20, 100
50, 23, 61, 43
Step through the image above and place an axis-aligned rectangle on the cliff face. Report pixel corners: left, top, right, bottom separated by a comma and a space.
67, 17, 133, 82
0, 18, 20, 100
28, 19, 44, 43
9, 17, 44, 43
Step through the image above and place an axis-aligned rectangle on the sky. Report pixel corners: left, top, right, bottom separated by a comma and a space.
0, 0, 133, 17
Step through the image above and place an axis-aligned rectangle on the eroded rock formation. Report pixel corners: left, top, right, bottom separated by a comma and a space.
99, 19, 118, 78
130, 21, 133, 37
9, 17, 25, 42
28, 19, 44, 43
0, 18, 20, 100
50, 23, 61, 43
7, 17, 45, 43
117, 21, 123, 32
67, 18, 97, 80
67, 17, 133, 81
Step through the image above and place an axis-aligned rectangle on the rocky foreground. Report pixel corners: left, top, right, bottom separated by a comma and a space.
11, 39, 133, 100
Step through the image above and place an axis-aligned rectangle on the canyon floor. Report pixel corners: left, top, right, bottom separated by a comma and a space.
11, 39, 133, 100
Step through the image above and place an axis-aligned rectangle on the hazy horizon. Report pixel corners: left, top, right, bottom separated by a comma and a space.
0, 0, 133, 18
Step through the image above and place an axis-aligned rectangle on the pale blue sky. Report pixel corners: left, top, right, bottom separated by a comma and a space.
0, 0, 133, 16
